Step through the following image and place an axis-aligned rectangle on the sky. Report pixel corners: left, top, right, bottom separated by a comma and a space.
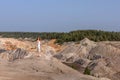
0, 0, 120, 32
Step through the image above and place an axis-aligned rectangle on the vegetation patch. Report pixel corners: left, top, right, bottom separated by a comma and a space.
84, 67, 91, 75
0, 30, 120, 44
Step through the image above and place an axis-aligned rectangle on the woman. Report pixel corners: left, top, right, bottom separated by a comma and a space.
37, 37, 41, 53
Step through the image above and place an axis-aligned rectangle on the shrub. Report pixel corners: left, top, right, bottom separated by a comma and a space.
55, 39, 64, 45
84, 67, 91, 75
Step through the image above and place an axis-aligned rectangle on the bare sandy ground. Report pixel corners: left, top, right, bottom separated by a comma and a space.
0, 54, 107, 80
0, 38, 111, 80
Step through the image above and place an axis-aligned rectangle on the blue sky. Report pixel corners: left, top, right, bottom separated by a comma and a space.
0, 0, 120, 32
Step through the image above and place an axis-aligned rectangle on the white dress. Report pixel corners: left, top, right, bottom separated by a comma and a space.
37, 41, 41, 52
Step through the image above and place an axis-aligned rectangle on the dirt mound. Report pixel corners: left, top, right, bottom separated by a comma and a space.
55, 38, 97, 62
87, 43, 120, 80
0, 38, 36, 51
0, 48, 28, 62
0, 38, 59, 62
87, 58, 115, 77
55, 38, 120, 80
80, 38, 95, 46
89, 43, 120, 58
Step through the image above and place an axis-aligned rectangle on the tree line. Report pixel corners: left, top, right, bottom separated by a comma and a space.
0, 30, 120, 44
